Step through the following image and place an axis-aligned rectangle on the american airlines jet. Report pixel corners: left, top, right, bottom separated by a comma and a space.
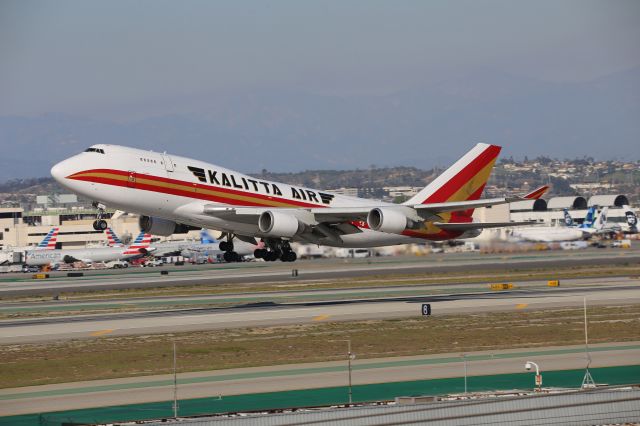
25, 232, 153, 266
51, 143, 534, 262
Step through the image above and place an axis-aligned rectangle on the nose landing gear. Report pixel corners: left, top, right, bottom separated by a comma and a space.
92, 202, 108, 231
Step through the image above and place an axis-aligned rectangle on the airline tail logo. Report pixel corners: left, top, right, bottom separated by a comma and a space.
596, 207, 608, 230
404, 143, 501, 214
624, 206, 637, 230
105, 228, 124, 247
563, 209, 573, 227
36, 227, 59, 250
123, 232, 152, 255
579, 207, 597, 229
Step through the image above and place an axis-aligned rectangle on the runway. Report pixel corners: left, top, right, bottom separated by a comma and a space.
1, 248, 639, 297
1, 342, 638, 416
1, 276, 639, 343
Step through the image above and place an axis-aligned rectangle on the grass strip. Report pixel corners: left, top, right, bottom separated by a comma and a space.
1, 304, 639, 389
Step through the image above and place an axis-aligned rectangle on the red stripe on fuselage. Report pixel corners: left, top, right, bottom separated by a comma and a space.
68, 169, 322, 208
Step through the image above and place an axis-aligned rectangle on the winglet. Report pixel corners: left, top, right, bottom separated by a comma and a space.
522, 185, 549, 200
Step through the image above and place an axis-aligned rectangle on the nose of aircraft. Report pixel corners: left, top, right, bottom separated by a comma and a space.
50, 159, 72, 184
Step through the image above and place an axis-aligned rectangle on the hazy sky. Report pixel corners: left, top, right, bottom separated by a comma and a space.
1, 0, 639, 116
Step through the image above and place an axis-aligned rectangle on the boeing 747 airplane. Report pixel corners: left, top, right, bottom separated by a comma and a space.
51, 143, 536, 262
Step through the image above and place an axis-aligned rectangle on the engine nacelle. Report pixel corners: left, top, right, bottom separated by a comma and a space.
367, 208, 409, 234
139, 216, 178, 237
258, 211, 302, 238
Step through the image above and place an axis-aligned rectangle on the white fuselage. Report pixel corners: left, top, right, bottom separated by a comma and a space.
152, 240, 255, 257
25, 247, 143, 266
509, 227, 585, 243
51, 145, 439, 248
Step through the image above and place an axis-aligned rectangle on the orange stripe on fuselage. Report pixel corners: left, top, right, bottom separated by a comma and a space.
68, 169, 322, 208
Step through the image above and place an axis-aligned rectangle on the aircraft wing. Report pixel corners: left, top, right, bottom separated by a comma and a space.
203, 199, 527, 223
203, 205, 372, 223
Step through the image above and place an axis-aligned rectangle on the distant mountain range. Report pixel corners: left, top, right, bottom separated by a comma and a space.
1, 67, 638, 181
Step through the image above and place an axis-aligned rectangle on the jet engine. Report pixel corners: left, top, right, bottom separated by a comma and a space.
367, 208, 410, 234
139, 216, 187, 237
258, 211, 302, 238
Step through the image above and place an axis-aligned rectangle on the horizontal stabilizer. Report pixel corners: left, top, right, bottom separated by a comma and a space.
434, 221, 536, 231
414, 197, 521, 214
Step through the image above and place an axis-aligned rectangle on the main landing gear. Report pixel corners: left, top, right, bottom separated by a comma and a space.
92, 202, 108, 231
254, 240, 297, 262
219, 236, 241, 262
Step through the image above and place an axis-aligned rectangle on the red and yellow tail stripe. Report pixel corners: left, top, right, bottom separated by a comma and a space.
404, 144, 501, 240
422, 144, 501, 204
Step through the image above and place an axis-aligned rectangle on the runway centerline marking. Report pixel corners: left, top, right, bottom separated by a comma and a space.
90, 329, 114, 337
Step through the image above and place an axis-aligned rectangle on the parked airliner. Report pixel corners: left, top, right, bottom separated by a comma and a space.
51, 143, 535, 262
25, 232, 154, 266
509, 207, 609, 243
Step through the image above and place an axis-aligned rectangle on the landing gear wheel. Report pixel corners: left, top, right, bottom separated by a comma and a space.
254, 248, 267, 259
219, 239, 234, 252
93, 220, 108, 231
223, 251, 240, 262
280, 251, 297, 262
265, 251, 278, 262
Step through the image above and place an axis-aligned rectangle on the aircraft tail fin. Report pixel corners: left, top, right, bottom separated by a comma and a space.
124, 231, 152, 255
593, 207, 608, 231
624, 205, 638, 232
404, 143, 501, 213
563, 209, 574, 227
200, 229, 217, 244
579, 207, 597, 229
36, 227, 59, 250
105, 227, 124, 247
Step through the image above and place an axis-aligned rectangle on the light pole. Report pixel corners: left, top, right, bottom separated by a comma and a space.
461, 354, 468, 394
525, 361, 542, 392
173, 341, 178, 418
330, 339, 355, 404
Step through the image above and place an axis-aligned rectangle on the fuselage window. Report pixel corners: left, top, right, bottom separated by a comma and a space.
85, 147, 105, 154
85, 148, 97, 153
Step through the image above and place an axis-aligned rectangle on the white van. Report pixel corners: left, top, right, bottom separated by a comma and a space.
335, 248, 372, 258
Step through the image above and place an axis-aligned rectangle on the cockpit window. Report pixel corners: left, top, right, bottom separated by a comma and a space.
85, 147, 105, 154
